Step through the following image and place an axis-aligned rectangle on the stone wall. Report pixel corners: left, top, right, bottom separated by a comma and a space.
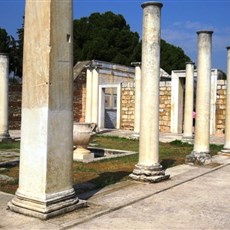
216, 80, 226, 134
120, 80, 172, 132
159, 80, 171, 132
120, 82, 135, 130
73, 74, 86, 122
8, 83, 22, 130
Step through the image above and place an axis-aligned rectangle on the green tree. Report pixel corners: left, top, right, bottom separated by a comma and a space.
73, 11, 140, 66
160, 39, 191, 74
0, 27, 17, 73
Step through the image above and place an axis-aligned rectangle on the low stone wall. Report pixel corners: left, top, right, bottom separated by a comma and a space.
9, 83, 22, 130
159, 80, 171, 132
73, 74, 86, 122
120, 80, 172, 132
120, 82, 135, 130
216, 80, 226, 134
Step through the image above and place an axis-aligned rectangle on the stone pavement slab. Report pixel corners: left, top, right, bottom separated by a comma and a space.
1, 155, 230, 229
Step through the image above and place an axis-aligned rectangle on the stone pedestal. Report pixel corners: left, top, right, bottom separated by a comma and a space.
131, 62, 142, 134
129, 2, 169, 182
182, 62, 195, 143
8, 0, 86, 219
219, 47, 230, 155
186, 31, 213, 165
0, 53, 11, 142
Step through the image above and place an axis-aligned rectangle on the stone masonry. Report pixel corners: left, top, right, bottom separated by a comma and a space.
216, 79, 226, 134
121, 82, 135, 130
159, 80, 171, 132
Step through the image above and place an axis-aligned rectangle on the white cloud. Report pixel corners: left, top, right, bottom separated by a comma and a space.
162, 20, 230, 71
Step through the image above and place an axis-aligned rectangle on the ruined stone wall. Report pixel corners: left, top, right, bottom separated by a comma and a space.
8, 83, 22, 130
120, 82, 135, 130
120, 80, 171, 132
216, 80, 226, 134
73, 74, 86, 122
159, 80, 171, 132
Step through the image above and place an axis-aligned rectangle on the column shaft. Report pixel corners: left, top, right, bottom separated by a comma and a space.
132, 63, 142, 133
0, 54, 11, 141
186, 31, 213, 165
85, 67, 93, 123
91, 68, 99, 124
182, 62, 194, 142
130, 2, 169, 183
8, 0, 85, 219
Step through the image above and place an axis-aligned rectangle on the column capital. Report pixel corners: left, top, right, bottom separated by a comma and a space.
0, 53, 9, 57
141, 2, 163, 9
85, 63, 102, 71
131, 62, 141, 67
197, 30, 213, 35
186, 61, 195, 65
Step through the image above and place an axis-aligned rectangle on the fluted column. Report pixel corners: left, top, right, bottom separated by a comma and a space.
182, 62, 195, 143
130, 2, 169, 182
8, 0, 85, 219
85, 65, 93, 123
0, 53, 11, 142
186, 31, 213, 165
220, 46, 230, 154
91, 67, 99, 124
131, 62, 142, 133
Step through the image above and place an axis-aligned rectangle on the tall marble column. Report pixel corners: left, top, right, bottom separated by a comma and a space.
85, 65, 93, 123
182, 62, 195, 143
220, 46, 230, 155
186, 31, 213, 165
130, 2, 169, 182
131, 62, 142, 134
91, 67, 99, 124
0, 53, 11, 142
8, 0, 85, 219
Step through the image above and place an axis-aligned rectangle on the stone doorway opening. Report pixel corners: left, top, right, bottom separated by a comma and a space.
98, 84, 121, 130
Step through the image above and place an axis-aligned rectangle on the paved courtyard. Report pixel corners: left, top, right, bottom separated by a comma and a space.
0, 130, 229, 229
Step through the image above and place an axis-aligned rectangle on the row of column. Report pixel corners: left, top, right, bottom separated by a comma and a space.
3, 0, 230, 220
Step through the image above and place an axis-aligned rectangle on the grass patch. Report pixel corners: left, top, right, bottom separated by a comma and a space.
0, 141, 20, 152
0, 136, 224, 195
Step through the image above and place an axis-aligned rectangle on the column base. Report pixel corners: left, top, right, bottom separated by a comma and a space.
129, 164, 170, 183
218, 148, 230, 156
73, 148, 94, 162
185, 151, 212, 165
8, 188, 87, 220
182, 136, 194, 144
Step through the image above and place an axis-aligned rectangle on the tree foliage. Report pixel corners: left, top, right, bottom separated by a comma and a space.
2, 11, 191, 78
160, 39, 191, 74
74, 11, 191, 74
73, 11, 140, 66
0, 27, 17, 73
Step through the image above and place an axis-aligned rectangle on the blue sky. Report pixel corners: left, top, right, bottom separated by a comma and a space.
0, 0, 230, 73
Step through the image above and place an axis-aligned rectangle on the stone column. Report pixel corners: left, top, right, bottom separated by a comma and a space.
0, 53, 11, 142
91, 67, 99, 125
8, 0, 85, 219
85, 65, 93, 123
220, 46, 230, 155
182, 62, 195, 143
186, 31, 213, 165
131, 62, 142, 134
130, 2, 169, 182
